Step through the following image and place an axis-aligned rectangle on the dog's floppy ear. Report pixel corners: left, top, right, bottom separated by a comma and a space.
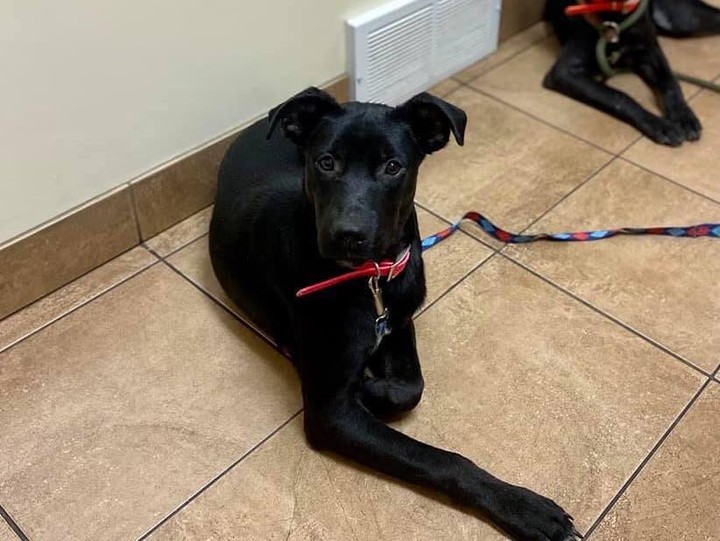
267, 87, 343, 145
394, 93, 467, 154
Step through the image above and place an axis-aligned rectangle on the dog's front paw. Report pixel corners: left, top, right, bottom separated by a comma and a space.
491, 486, 582, 541
640, 116, 685, 147
668, 106, 702, 142
360, 376, 424, 418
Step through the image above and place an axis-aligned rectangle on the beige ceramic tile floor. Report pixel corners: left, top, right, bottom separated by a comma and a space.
1, 22, 719, 541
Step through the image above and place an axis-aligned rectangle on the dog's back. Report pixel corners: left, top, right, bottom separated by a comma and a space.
210, 119, 309, 344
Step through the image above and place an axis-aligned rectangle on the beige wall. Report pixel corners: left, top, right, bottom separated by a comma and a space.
0, 0, 387, 245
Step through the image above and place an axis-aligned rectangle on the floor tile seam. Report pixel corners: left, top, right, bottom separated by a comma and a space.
151, 231, 209, 260
452, 28, 552, 87
583, 377, 714, 539
459, 81, 619, 156
618, 156, 720, 207
414, 251, 500, 320
126, 180, 145, 244
0, 258, 163, 357
157, 259, 282, 354
0, 503, 29, 541
513, 155, 620, 243
0, 241, 160, 326
498, 251, 714, 378
135, 410, 303, 541
142, 204, 214, 259
414, 146, 614, 256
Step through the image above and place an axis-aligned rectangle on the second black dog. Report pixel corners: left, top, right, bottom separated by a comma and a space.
544, 0, 702, 146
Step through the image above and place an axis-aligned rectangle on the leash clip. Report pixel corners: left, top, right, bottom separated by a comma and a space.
369, 263, 384, 316
602, 21, 620, 43
368, 267, 391, 351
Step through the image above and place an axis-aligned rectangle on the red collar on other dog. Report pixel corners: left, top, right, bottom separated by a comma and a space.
296, 247, 411, 298
565, 0, 640, 16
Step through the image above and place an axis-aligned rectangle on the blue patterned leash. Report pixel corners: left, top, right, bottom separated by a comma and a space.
421, 211, 720, 250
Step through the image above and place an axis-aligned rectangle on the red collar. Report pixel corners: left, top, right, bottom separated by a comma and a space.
296, 247, 411, 298
565, 0, 640, 16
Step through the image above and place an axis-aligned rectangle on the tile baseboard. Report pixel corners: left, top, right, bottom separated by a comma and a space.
0, 186, 139, 320
0, 76, 349, 321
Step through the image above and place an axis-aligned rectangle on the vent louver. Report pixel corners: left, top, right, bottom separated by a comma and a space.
347, 0, 500, 104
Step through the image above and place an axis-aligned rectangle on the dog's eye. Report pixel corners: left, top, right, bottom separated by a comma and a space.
317, 155, 335, 172
385, 160, 403, 176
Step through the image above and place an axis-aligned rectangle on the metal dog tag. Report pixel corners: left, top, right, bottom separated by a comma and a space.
603, 21, 620, 43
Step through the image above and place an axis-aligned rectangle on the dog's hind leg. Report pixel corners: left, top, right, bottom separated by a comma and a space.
360, 321, 425, 419
652, 0, 720, 37
543, 43, 686, 145
633, 46, 702, 141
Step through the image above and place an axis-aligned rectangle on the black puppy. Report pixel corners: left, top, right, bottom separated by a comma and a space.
210, 87, 581, 541
544, 0, 702, 146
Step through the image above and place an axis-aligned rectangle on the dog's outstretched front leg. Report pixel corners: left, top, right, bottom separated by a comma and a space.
295, 301, 580, 540
633, 48, 702, 141
360, 320, 425, 418
303, 392, 580, 541
544, 44, 685, 146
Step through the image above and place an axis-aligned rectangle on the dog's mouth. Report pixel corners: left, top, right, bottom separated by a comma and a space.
319, 242, 380, 267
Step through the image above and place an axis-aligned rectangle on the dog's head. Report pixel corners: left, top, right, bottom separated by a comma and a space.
268, 87, 466, 264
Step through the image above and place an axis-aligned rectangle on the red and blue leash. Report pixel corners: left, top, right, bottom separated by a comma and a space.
421, 211, 720, 250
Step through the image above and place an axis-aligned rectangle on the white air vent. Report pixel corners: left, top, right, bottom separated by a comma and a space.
347, 0, 501, 104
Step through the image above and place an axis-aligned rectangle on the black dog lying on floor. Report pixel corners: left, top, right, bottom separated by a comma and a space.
210, 87, 581, 541
544, 0, 712, 146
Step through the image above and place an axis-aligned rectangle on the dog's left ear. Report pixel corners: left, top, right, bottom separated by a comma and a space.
394, 93, 467, 154
267, 87, 343, 145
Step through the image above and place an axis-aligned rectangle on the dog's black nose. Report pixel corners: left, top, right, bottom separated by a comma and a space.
335, 228, 367, 253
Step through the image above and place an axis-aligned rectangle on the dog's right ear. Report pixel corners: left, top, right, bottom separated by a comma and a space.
267, 87, 343, 145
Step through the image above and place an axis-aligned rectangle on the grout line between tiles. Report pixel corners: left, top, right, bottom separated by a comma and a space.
0, 504, 29, 541
414, 252, 501, 319
619, 155, 720, 206
458, 81, 617, 156
126, 181, 145, 244
453, 28, 551, 88
514, 156, 620, 239
500, 252, 713, 378
157, 258, 282, 354
584, 377, 714, 539
145, 228, 210, 260
136, 410, 303, 541
0, 242, 155, 326
0, 258, 162, 357
413, 158, 622, 320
